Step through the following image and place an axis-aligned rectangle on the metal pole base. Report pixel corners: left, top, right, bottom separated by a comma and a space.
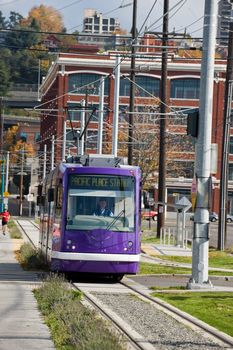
186, 279, 213, 290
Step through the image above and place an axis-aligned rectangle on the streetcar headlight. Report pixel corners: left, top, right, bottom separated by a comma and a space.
67, 240, 71, 244
72, 245, 76, 250
128, 241, 133, 248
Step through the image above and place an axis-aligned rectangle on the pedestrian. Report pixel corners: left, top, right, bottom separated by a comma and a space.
0, 208, 10, 235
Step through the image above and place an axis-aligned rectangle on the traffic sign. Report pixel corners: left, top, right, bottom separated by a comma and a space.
176, 196, 192, 212
3, 191, 9, 197
27, 194, 34, 202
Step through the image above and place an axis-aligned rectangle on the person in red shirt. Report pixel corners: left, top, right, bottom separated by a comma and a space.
0, 208, 10, 235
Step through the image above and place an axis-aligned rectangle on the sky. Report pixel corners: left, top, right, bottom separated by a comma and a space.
0, 0, 205, 37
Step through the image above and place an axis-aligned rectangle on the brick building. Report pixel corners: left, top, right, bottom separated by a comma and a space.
39, 50, 231, 214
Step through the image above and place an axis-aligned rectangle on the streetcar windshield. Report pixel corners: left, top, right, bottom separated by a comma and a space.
66, 174, 135, 232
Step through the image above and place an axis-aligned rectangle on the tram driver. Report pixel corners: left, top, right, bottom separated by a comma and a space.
93, 198, 113, 217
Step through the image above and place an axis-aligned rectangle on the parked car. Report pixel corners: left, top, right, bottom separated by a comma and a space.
226, 214, 233, 223
190, 212, 233, 223
190, 212, 218, 222
141, 209, 157, 221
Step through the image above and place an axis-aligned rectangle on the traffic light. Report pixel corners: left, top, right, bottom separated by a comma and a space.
187, 109, 199, 138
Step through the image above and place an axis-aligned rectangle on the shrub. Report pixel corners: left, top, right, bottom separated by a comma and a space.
34, 274, 125, 350
19, 243, 47, 269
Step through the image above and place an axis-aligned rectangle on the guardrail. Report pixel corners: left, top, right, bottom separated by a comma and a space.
160, 227, 192, 249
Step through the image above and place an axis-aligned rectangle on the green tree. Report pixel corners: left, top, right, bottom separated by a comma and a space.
7, 11, 23, 28
0, 11, 7, 29
0, 60, 10, 96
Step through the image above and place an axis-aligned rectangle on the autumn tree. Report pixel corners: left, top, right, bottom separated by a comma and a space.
4, 125, 35, 163
103, 104, 194, 188
22, 5, 65, 33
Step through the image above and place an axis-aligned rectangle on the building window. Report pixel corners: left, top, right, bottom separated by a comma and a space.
120, 76, 160, 97
230, 137, 233, 154
229, 164, 233, 180
87, 129, 98, 149
35, 132, 40, 142
170, 78, 200, 99
68, 73, 109, 95
20, 132, 27, 142
66, 129, 79, 147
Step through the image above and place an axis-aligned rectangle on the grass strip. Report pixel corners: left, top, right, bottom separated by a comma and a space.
34, 274, 125, 350
139, 262, 233, 276
157, 250, 233, 270
151, 291, 233, 337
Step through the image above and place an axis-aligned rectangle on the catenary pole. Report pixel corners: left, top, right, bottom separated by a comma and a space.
112, 56, 121, 157
188, 0, 217, 288
97, 77, 105, 154
51, 135, 55, 170
62, 120, 66, 161
157, 0, 169, 238
80, 100, 85, 155
218, 6, 233, 251
19, 147, 24, 216
128, 0, 137, 165
43, 144, 47, 180
5, 151, 9, 193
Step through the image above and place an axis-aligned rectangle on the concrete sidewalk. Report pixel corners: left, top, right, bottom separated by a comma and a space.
141, 243, 192, 257
0, 232, 55, 350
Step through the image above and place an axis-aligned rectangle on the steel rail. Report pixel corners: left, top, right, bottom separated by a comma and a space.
16, 219, 37, 249
121, 279, 233, 348
71, 282, 148, 350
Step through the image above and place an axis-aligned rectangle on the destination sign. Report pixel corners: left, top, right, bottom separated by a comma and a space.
69, 175, 134, 191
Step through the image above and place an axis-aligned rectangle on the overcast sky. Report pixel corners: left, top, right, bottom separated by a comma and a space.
0, 0, 205, 37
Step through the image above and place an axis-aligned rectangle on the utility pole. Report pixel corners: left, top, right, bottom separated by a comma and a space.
157, 0, 169, 237
218, 4, 233, 251
128, 0, 137, 165
112, 56, 121, 157
188, 1, 217, 288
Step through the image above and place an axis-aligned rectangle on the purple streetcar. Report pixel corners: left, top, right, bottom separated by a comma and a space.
38, 155, 141, 281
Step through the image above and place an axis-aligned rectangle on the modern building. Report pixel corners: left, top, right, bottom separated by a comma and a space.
39, 46, 232, 214
83, 9, 120, 34
217, 0, 232, 47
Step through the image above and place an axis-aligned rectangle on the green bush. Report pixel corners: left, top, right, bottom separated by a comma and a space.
34, 274, 125, 350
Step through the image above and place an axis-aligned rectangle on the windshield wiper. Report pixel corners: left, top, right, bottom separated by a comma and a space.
106, 210, 125, 231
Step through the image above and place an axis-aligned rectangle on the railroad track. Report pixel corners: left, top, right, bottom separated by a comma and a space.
16, 219, 233, 350
72, 278, 233, 350
15, 219, 38, 249
71, 280, 152, 350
